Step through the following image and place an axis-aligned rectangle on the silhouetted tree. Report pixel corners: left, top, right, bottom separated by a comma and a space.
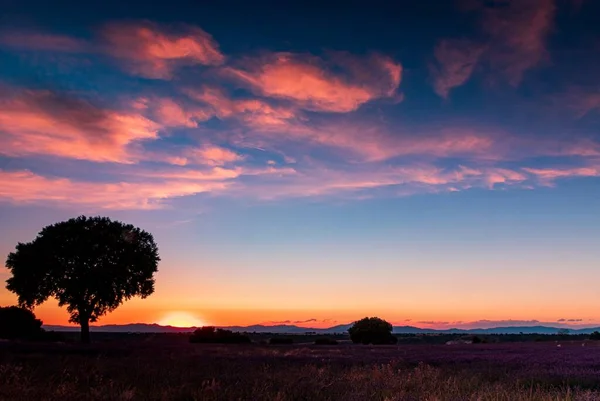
189, 327, 251, 343
5, 216, 159, 343
0, 306, 43, 340
590, 331, 600, 341
348, 317, 396, 345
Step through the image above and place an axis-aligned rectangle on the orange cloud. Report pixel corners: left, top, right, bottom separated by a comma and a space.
225, 52, 401, 112
0, 89, 159, 163
100, 21, 224, 79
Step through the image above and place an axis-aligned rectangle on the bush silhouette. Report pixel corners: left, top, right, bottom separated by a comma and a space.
314, 338, 339, 345
0, 306, 43, 340
348, 317, 396, 345
590, 331, 600, 341
5, 216, 160, 343
189, 327, 251, 344
269, 337, 294, 345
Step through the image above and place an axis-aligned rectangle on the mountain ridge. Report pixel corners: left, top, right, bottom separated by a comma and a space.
42, 323, 600, 335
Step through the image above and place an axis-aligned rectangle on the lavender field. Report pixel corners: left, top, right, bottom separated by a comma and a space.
1, 337, 600, 400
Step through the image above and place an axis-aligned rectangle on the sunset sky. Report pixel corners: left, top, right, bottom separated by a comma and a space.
1, 0, 600, 330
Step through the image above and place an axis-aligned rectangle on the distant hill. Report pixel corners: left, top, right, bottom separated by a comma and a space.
42, 323, 600, 335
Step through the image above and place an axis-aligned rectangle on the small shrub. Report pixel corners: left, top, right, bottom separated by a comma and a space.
0, 306, 44, 340
314, 338, 339, 345
472, 336, 483, 344
269, 337, 294, 345
189, 327, 251, 344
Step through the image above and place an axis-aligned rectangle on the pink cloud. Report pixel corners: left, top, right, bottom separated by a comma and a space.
179, 146, 244, 166
0, 170, 230, 210
225, 114, 502, 163
561, 87, 600, 118
482, 0, 555, 86
431, 39, 486, 98
152, 98, 202, 127
187, 92, 599, 163
185, 86, 297, 128
225, 52, 401, 112
234, 164, 530, 200
431, 0, 555, 96
523, 166, 599, 185
0, 163, 300, 209
0, 22, 224, 79
147, 97, 213, 128
0, 89, 159, 163
100, 21, 224, 79
134, 166, 243, 181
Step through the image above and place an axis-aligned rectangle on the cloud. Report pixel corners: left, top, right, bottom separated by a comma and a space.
558, 318, 583, 322
225, 52, 401, 112
0, 22, 224, 80
482, 0, 555, 86
100, 21, 225, 79
136, 166, 244, 181
431, 39, 486, 98
561, 87, 600, 118
185, 86, 298, 128
186, 88, 599, 163
417, 321, 450, 325
431, 0, 555, 96
0, 89, 159, 163
148, 97, 210, 128
293, 319, 318, 324
0, 170, 230, 209
263, 318, 322, 325
523, 166, 599, 185
0, 162, 300, 210
234, 164, 532, 201
0, 31, 88, 52
177, 146, 244, 166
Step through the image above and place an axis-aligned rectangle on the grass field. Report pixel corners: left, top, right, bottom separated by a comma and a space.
1, 335, 600, 400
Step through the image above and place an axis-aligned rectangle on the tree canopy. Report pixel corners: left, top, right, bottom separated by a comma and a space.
348, 317, 397, 345
5, 216, 160, 342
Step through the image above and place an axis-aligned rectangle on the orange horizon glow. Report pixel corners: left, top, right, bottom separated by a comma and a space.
7, 298, 600, 330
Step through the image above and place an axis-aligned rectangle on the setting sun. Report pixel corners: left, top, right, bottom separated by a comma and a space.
158, 312, 206, 328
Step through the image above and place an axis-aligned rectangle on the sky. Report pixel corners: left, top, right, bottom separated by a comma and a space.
1, 0, 600, 330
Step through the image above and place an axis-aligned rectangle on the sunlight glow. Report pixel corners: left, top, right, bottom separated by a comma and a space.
158, 312, 206, 327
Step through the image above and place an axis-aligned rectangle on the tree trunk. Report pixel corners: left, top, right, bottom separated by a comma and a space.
80, 318, 90, 343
